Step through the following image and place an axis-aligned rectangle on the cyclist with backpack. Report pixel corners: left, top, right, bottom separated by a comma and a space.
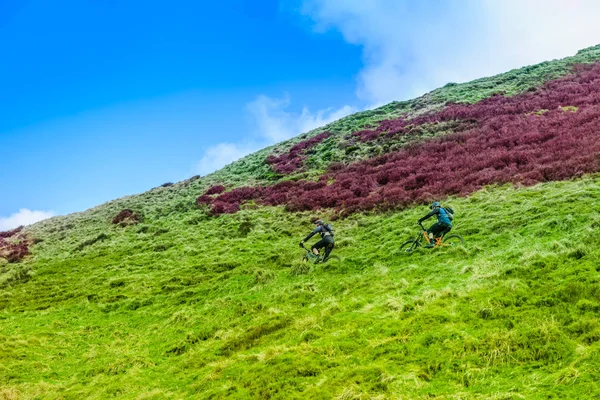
300, 219, 335, 262
418, 201, 454, 248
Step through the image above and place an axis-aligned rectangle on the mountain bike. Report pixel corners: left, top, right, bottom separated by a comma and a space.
399, 223, 464, 253
300, 243, 341, 265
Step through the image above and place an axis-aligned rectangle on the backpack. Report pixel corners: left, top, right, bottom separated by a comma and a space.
323, 223, 335, 236
443, 207, 454, 221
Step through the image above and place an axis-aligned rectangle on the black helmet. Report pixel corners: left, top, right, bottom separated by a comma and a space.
314, 219, 324, 225
430, 201, 441, 209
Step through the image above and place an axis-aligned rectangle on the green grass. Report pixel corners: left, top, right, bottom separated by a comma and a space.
2, 175, 599, 399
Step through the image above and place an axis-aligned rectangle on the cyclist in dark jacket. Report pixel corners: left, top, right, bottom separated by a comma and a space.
300, 219, 335, 261
418, 201, 453, 248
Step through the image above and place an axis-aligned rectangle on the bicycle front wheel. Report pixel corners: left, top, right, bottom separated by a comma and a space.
399, 240, 420, 253
303, 253, 321, 264
442, 234, 464, 246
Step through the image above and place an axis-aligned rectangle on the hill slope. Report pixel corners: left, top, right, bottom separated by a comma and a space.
2, 45, 600, 399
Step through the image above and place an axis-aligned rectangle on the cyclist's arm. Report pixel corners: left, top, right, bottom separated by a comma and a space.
302, 228, 320, 243
418, 209, 438, 224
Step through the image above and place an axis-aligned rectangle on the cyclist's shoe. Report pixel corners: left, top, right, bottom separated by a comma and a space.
424, 240, 435, 248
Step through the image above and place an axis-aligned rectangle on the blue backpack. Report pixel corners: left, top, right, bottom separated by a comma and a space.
443, 207, 454, 221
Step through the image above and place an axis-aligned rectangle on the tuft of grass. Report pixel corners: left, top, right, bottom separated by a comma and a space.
290, 260, 312, 276
0, 263, 34, 288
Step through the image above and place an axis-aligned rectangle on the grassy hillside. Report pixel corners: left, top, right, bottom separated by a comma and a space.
2, 45, 600, 399
3, 176, 600, 399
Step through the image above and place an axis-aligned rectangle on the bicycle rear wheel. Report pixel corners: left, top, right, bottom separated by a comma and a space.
442, 234, 464, 246
323, 254, 341, 267
399, 240, 420, 253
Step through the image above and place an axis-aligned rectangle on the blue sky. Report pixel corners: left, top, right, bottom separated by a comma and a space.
2, 0, 600, 229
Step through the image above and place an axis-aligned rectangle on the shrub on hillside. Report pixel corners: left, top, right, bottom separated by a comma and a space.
161, 182, 174, 187
195, 185, 228, 209
265, 132, 330, 174
327, 162, 346, 172
0, 226, 23, 239
195, 194, 213, 207
210, 201, 241, 216
204, 185, 226, 195
112, 209, 142, 227
352, 118, 409, 142
0, 242, 31, 263
0, 227, 33, 263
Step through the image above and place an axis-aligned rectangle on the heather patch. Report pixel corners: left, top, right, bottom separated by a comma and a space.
204, 185, 226, 195
206, 63, 600, 215
0, 226, 24, 239
0, 226, 32, 263
196, 185, 227, 208
111, 209, 143, 226
265, 132, 330, 174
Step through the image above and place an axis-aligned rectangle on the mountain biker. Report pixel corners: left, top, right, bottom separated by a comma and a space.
418, 201, 453, 248
299, 219, 335, 262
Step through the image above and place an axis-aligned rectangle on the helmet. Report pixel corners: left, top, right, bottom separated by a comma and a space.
313, 219, 324, 225
430, 201, 441, 209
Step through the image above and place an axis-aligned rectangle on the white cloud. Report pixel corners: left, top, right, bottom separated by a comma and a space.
300, 0, 600, 106
0, 209, 55, 231
195, 95, 357, 175
247, 94, 357, 141
246, 95, 297, 143
195, 142, 259, 176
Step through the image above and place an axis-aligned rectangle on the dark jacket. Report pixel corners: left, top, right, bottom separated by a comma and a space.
418, 207, 452, 226
303, 224, 334, 242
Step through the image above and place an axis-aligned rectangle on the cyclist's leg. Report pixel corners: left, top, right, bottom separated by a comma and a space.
442, 225, 452, 237
426, 223, 444, 247
323, 240, 334, 261
430, 223, 447, 239
312, 238, 327, 256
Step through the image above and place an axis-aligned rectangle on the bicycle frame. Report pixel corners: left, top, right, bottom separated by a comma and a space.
418, 223, 447, 247
401, 223, 462, 253
301, 243, 322, 262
